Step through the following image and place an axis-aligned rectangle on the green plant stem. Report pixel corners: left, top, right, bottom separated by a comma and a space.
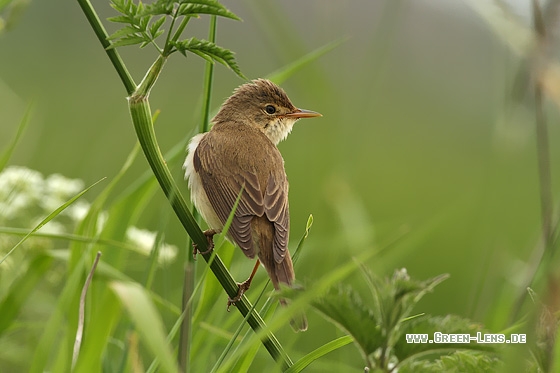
78, 1, 291, 367
128, 56, 291, 369
76, 0, 135, 94
200, 15, 216, 133
178, 14, 217, 372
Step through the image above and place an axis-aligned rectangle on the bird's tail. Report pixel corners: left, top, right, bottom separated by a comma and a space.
254, 217, 307, 332
273, 254, 308, 332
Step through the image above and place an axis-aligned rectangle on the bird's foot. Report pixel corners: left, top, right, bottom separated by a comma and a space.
192, 229, 217, 259
226, 280, 252, 312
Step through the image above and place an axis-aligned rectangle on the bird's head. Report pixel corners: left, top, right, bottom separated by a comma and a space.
212, 79, 321, 145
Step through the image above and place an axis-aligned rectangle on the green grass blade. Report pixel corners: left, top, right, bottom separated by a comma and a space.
0, 101, 33, 171
0, 254, 53, 336
0, 177, 105, 265
0, 226, 137, 251
285, 336, 354, 373
111, 281, 178, 373
266, 38, 346, 85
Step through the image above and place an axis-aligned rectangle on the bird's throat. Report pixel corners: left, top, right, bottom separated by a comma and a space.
264, 118, 297, 145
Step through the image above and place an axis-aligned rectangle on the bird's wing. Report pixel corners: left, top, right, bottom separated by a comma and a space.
264, 173, 289, 264
193, 125, 289, 261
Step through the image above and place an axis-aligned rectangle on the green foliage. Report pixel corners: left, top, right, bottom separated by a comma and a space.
171, 37, 244, 78
312, 269, 497, 371
106, 0, 244, 78
400, 350, 501, 373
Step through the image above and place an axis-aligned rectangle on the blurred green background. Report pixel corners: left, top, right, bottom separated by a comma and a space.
1, 0, 558, 371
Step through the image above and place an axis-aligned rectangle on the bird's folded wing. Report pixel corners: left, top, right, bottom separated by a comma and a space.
193, 129, 289, 261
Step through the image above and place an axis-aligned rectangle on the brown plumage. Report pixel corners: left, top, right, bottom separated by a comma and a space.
184, 79, 321, 332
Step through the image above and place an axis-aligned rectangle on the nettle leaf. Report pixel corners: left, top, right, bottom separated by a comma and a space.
395, 314, 494, 362
171, 37, 245, 78
312, 284, 381, 359
400, 351, 501, 373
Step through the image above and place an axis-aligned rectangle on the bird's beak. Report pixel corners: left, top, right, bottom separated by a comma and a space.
286, 108, 322, 118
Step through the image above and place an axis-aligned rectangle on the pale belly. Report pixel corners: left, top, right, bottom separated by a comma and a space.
183, 133, 223, 232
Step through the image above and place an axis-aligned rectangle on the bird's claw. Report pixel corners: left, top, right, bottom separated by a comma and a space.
226, 280, 252, 312
192, 229, 217, 259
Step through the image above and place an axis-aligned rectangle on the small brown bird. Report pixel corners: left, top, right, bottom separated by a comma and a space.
183, 79, 321, 332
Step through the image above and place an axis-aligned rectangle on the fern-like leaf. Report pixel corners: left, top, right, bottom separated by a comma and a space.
171, 37, 245, 78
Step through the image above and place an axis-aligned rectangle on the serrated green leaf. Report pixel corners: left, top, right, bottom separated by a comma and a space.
107, 15, 134, 24
106, 35, 146, 49
399, 350, 500, 373
312, 284, 381, 358
395, 314, 493, 364
177, 3, 240, 21
107, 25, 140, 40
152, 29, 164, 39
149, 15, 165, 37
172, 37, 245, 78
139, 13, 150, 31
189, 48, 214, 63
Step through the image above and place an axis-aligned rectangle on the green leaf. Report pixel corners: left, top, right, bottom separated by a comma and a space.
172, 37, 245, 78
0, 101, 33, 172
111, 281, 178, 373
267, 38, 347, 85
149, 15, 165, 37
399, 350, 501, 373
285, 336, 354, 373
106, 35, 146, 49
177, 3, 240, 21
395, 314, 493, 364
107, 25, 140, 40
312, 284, 381, 358
0, 254, 53, 336
106, 15, 133, 24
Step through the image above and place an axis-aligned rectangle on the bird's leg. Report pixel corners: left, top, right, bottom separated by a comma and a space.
192, 229, 217, 259
227, 259, 261, 311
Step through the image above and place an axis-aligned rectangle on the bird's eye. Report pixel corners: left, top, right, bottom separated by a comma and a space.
265, 105, 276, 114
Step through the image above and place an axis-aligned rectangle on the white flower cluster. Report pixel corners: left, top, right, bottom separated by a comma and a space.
0, 166, 177, 264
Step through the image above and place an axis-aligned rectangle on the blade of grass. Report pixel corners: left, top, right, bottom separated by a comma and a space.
0, 254, 53, 336
284, 336, 354, 373
72, 251, 102, 369
0, 226, 137, 251
266, 39, 346, 85
111, 281, 178, 373
0, 100, 33, 171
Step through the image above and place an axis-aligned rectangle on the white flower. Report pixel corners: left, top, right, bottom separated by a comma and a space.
0, 166, 44, 220
65, 200, 91, 223
127, 227, 156, 255
126, 226, 177, 264
42, 173, 85, 212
